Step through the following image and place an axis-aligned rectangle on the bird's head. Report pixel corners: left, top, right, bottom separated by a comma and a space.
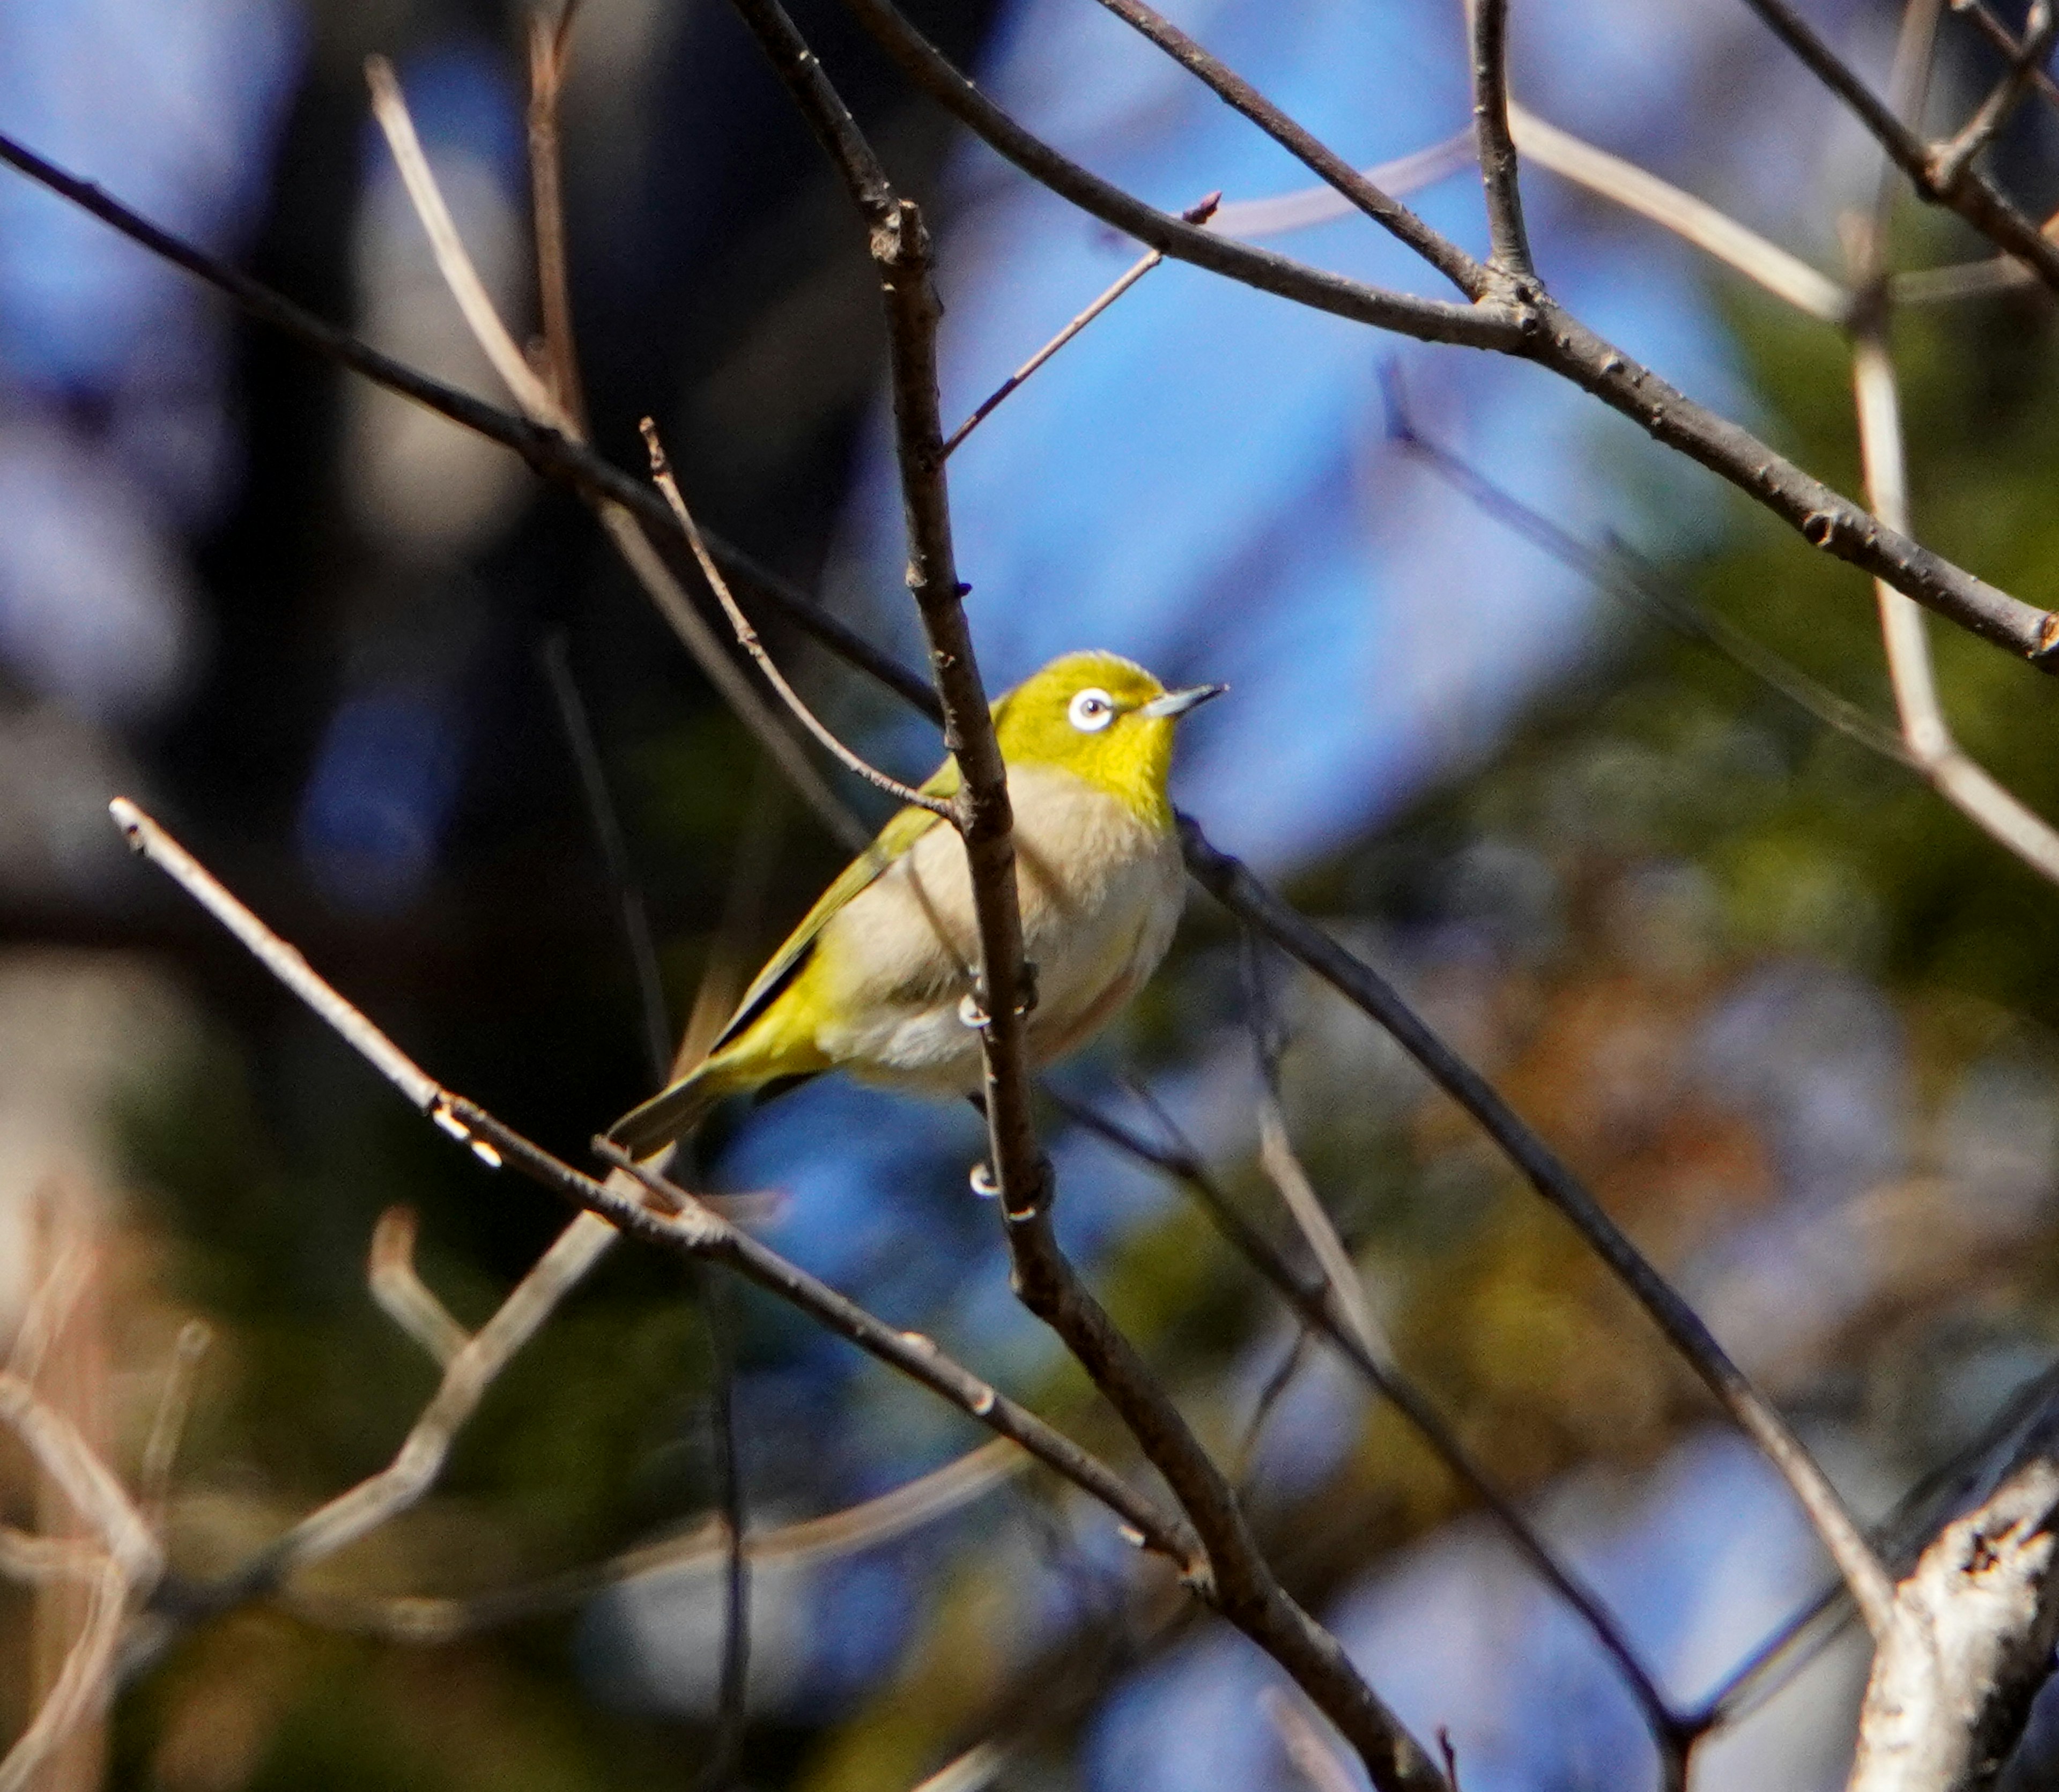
991, 651, 1225, 824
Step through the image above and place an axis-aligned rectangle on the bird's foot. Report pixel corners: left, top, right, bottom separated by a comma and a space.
957, 961, 1039, 1031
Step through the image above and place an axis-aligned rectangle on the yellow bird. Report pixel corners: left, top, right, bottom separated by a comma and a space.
607, 651, 1225, 1157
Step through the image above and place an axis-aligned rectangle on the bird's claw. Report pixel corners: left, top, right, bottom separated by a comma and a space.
958, 962, 1039, 1031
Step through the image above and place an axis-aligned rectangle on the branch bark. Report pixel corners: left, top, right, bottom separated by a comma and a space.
1847, 1462, 2059, 1792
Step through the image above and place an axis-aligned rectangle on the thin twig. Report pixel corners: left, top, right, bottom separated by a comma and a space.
1, 94, 2053, 664
369, 56, 871, 852
140, 1211, 620, 1665
0, 1531, 103, 1588
1174, 820, 1901, 1641
1737, 0, 2059, 292
0, 1557, 128, 1792
642, 420, 950, 817
6, 1190, 92, 1384
701, 1287, 750, 1792
0, 1378, 158, 1585
1084, 0, 1492, 298
942, 190, 1222, 458
1510, 105, 1850, 321
527, 1, 587, 427
280, 1441, 1022, 1642
1211, 131, 1477, 237
1950, 0, 2059, 112
1381, 368, 1914, 765
539, 634, 675, 1081
1931, 0, 2055, 191
1845, 49, 2059, 888
1467, 0, 1535, 278
367, 1207, 473, 1368
138, 1321, 211, 1526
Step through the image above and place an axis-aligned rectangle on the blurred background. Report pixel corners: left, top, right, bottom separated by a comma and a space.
3, 0, 2059, 1786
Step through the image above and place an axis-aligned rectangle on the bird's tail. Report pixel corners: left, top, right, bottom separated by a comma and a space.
606, 1058, 752, 1160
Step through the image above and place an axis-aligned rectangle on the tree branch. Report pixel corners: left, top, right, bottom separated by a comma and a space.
1467, 0, 1536, 278
1738, 0, 2059, 293
1847, 1461, 2059, 1792
106, 795, 1192, 1572
832, 0, 2059, 669
1174, 817, 1901, 1640
1084, 0, 1493, 298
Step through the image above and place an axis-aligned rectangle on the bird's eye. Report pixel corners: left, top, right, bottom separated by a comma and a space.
1068, 688, 1116, 733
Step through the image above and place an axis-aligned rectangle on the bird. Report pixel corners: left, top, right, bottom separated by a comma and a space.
606, 650, 1225, 1158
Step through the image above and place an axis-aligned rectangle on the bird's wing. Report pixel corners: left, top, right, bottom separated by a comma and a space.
707, 756, 960, 1056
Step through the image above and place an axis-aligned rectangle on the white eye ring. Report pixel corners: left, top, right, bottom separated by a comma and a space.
1068, 687, 1116, 733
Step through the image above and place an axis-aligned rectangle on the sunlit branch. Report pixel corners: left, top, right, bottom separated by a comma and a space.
943, 191, 1221, 459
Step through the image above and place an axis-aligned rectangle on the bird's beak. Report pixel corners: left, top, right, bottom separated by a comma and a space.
1138, 682, 1228, 720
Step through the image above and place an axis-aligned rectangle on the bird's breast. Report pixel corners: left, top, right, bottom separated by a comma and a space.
811, 763, 1183, 1084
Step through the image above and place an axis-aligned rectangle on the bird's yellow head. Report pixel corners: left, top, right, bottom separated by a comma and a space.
990, 651, 1225, 827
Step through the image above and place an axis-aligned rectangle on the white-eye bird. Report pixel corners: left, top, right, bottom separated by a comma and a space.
606, 651, 1224, 1157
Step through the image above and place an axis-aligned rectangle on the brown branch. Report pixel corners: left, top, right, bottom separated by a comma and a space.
1738, 0, 2059, 293
1050, 1087, 1696, 1780
1173, 818, 1901, 1641
721, 6, 1447, 1783
278, 1442, 1022, 1643
1467, 0, 1535, 278
831, 0, 2059, 669
105, 796, 1190, 1573
0, 127, 939, 723
528, 2, 587, 427
1084, 0, 1493, 298
1932, 0, 2054, 192
3, 101, 2053, 671
642, 419, 951, 816
1950, 0, 2059, 113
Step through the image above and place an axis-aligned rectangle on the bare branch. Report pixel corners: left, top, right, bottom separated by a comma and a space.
538, 638, 675, 1083
1950, 0, 2059, 114
908, 1741, 1011, 1792
1467, 0, 1535, 278
1053, 1086, 1694, 1775
368, 54, 871, 854
1211, 131, 1476, 238
832, 0, 2059, 669
727, 8, 1451, 1780
138, 1321, 211, 1524
1084, 0, 1493, 298
0, 1374, 158, 1591
1738, 0, 2059, 293
0, 1558, 128, 1792
1510, 106, 1851, 321
528, 2, 587, 427
6, 1189, 92, 1384
1847, 1461, 2059, 1792
642, 419, 951, 817
1174, 820, 1901, 1640
1932, 0, 2055, 192
368, 1208, 472, 1368
1381, 372, 1913, 765
366, 55, 567, 429
283, 1441, 1022, 1643
106, 797, 1194, 1569
943, 191, 1221, 459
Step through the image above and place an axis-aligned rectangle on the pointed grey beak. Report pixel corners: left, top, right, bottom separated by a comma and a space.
1138, 682, 1228, 720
